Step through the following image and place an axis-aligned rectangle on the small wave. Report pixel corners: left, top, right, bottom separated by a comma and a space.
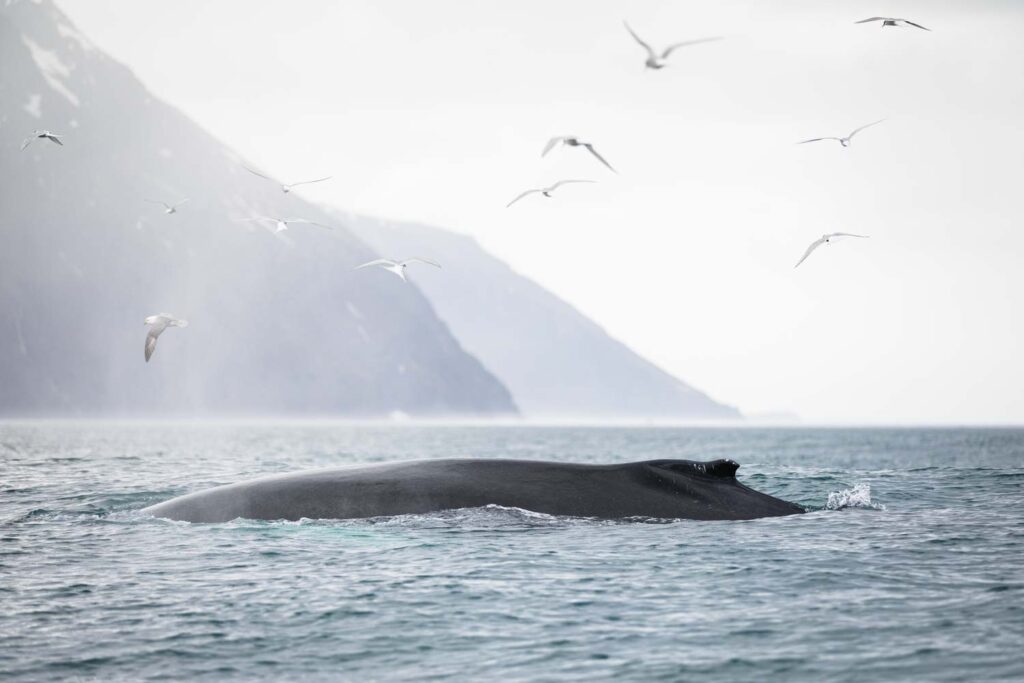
481, 503, 559, 520
153, 505, 576, 531
826, 483, 885, 511
356, 504, 570, 529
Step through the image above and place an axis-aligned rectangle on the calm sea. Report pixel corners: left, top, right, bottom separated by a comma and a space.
1, 422, 1022, 681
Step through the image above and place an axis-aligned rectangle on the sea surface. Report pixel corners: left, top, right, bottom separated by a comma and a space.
1, 422, 1022, 682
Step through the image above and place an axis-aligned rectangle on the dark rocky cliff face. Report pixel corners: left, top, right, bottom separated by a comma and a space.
0, 0, 515, 417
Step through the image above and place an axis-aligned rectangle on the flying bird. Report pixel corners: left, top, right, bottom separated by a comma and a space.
146, 198, 189, 215
623, 21, 722, 70
239, 216, 333, 233
244, 166, 332, 193
506, 180, 595, 208
798, 120, 884, 147
855, 17, 930, 31
355, 258, 441, 282
794, 233, 869, 269
21, 130, 63, 150
143, 314, 188, 362
542, 136, 616, 173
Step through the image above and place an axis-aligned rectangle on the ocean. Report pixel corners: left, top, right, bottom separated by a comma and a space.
1, 422, 1022, 681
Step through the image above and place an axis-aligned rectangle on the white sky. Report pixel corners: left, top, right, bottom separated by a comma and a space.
54, 0, 1024, 424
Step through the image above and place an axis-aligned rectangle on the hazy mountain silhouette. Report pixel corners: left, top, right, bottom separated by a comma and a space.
0, 0, 514, 417
0, 0, 737, 420
348, 215, 740, 419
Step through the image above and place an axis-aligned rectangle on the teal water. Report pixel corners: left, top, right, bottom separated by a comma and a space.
1, 423, 1022, 681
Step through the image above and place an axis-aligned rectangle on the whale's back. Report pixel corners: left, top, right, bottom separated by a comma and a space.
143, 458, 804, 523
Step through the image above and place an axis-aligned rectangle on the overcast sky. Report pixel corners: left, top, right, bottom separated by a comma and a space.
54, 0, 1024, 423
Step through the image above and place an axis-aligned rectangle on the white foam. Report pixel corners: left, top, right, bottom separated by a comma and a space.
481, 503, 558, 520
826, 483, 885, 511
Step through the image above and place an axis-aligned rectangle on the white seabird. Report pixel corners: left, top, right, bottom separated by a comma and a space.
244, 167, 331, 193
506, 179, 595, 208
623, 21, 722, 70
798, 120, 884, 147
355, 258, 441, 282
21, 130, 63, 150
542, 136, 616, 173
146, 199, 189, 215
794, 233, 869, 269
855, 17, 930, 31
144, 314, 188, 363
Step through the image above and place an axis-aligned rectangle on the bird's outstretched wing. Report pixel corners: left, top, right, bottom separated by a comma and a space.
173, 199, 190, 208
847, 119, 884, 139
903, 20, 930, 31
583, 144, 617, 173
144, 333, 158, 362
356, 259, 396, 269
20, 137, 34, 151
48, 135, 63, 146
143, 324, 168, 362
548, 179, 595, 191
855, 17, 886, 24
623, 21, 656, 59
797, 137, 841, 144
794, 237, 827, 269
402, 258, 441, 268
661, 36, 723, 59
828, 232, 869, 240
288, 176, 332, 188
244, 166, 273, 181
542, 137, 567, 157
506, 189, 540, 208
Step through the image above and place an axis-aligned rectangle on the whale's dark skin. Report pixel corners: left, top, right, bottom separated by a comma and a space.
143, 458, 805, 523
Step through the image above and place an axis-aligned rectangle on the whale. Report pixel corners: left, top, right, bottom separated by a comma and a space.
143, 458, 805, 523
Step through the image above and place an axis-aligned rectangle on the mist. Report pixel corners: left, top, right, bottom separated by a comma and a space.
4, 0, 1024, 423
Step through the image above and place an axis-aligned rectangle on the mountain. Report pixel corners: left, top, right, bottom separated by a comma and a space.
347, 215, 740, 420
0, 0, 737, 421
0, 0, 515, 417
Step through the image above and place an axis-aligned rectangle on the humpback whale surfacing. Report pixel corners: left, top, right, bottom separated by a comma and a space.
143, 458, 804, 523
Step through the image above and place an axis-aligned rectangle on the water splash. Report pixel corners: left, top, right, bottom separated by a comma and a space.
826, 483, 885, 511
